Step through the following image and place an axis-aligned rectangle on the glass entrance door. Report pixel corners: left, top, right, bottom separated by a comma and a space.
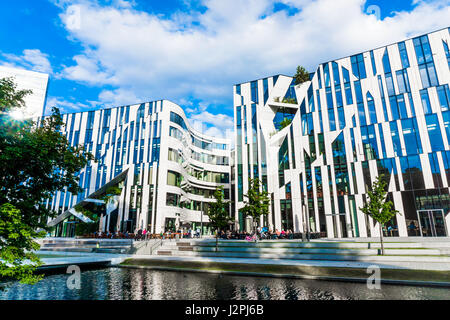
417, 210, 447, 237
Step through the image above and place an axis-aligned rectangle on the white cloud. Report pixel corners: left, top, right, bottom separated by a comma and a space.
60, 53, 116, 85
53, 0, 450, 116
98, 87, 141, 107
2, 49, 53, 74
187, 109, 234, 139
190, 110, 234, 131
46, 96, 92, 114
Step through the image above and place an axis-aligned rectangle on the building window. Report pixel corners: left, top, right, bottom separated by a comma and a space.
308, 84, 315, 112
342, 67, 353, 105
357, 102, 366, 126
443, 40, 450, 70
414, 35, 439, 88
436, 85, 450, 111
169, 126, 183, 140
168, 148, 182, 164
328, 109, 336, 131
378, 75, 389, 121
360, 125, 378, 160
166, 193, 180, 207
337, 107, 345, 130
385, 72, 395, 97
390, 121, 402, 157
442, 111, 450, 145
398, 41, 410, 69
401, 118, 422, 155
420, 89, 432, 114
326, 87, 334, 109
367, 92, 377, 124
167, 170, 183, 187
280, 199, 293, 231
263, 78, 269, 105
400, 155, 425, 190
396, 69, 411, 94
170, 111, 187, 130
332, 62, 340, 85
425, 114, 445, 152
370, 50, 377, 75
351, 53, 367, 79
382, 49, 391, 74
251, 80, 258, 104
323, 63, 331, 87
151, 138, 160, 163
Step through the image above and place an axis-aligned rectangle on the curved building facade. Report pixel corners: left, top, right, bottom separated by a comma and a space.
46, 100, 231, 236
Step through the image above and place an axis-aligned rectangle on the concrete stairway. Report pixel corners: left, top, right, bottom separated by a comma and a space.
38, 238, 133, 254
155, 238, 450, 263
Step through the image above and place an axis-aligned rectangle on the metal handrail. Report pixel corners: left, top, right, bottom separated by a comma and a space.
149, 238, 163, 255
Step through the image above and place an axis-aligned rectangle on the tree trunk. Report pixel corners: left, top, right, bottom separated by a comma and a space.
215, 232, 218, 253
379, 223, 384, 255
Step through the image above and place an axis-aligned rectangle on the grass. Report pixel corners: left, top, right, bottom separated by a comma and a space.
121, 258, 450, 284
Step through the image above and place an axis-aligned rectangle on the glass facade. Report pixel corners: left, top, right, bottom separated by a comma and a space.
46, 100, 231, 236
234, 28, 450, 238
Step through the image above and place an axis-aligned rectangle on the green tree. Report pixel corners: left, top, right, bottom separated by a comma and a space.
0, 203, 45, 286
0, 77, 31, 115
241, 178, 270, 234
206, 186, 232, 252
359, 175, 398, 255
293, 66, 310, 85
0, 77, 94, 284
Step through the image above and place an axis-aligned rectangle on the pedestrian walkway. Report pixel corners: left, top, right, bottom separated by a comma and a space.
150, 237, 450, 266
35, 251, 132, 270
129, 253, 450, 271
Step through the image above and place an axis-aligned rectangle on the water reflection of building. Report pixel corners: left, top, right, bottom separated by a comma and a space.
234, 27, 450, 238
44, 100, 231, 236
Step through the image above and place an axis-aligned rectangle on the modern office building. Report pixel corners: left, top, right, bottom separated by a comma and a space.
0, 65, 49, 119
45, 100, 231, 237
234, 27, 450, 238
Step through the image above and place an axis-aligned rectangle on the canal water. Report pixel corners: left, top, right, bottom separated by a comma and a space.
0, 267, 449, 300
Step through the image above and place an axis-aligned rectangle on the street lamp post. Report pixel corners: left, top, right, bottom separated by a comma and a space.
302, 202, 310, 242
201, 202, 204, 238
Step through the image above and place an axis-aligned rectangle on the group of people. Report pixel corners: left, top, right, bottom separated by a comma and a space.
183, 228, 202, 238
217, 228, 295, 240
92, 231, 130, 239
89, 228, 203, 240
134, 227, 204, 240
90, 227, 304, 241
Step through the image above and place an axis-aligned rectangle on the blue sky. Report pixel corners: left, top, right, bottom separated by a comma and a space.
1, 0, 449, 138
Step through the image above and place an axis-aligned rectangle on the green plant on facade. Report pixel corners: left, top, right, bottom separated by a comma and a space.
279, 118, 293, 130
100, 186, 122, 204
293, 66, 310, 85
359, 174, 399, 255
206, 186, 232, 252
0, 77, 94, 285
73, 204, 99, 237
74, 186, 122, 236
241, 178, 270, 234
281, 97, 297, 104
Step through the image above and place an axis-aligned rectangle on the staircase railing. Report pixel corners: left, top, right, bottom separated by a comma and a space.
149, 238, 163, 255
